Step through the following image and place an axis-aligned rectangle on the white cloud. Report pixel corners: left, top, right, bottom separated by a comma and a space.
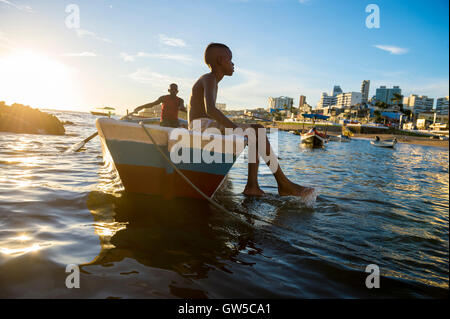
127, 68, 194, 98
75, 29, 112, 43
63, 52, 97, 57
373, 45, 408, 55
158, 34, 187, 47
120, 51, 193, 63
120, 52, 136, 62
0, 0, 32, 12
128, 68, 193, 86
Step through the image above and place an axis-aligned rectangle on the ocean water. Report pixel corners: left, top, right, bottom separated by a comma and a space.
0, 110, 448, 298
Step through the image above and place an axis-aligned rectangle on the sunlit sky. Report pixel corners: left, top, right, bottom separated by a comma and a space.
0, 0, 448, 113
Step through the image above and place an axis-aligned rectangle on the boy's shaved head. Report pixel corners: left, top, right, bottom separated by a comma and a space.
204, 43, 230, 67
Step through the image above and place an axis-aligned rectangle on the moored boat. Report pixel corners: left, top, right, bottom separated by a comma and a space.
327, 134, 351, 142
370, 136, 397, 148
337, 134, 351, 142
96, 118, 246, 199
90, 107, 115, 117
327, 135, 340, 142
300, 128, 327, 147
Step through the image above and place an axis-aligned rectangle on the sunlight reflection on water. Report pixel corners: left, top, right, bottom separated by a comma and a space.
0, 111, 448, 298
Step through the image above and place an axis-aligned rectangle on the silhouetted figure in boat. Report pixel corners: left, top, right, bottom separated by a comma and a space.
133, 83, 187, 128
188, 43, 316, 200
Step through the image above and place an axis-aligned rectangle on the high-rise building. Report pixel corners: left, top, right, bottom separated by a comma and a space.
332, 85, 343, 96
403, 94, 434, 114
361, 80, 370, 104
268, 96, 293, 109
298, 95, 306, 108
375, 86, 402, 105
316, 92, 337, 109
336, 92, 362, 108
436, 96, 449, 115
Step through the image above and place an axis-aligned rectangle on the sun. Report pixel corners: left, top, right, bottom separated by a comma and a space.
0, 50, 82, 110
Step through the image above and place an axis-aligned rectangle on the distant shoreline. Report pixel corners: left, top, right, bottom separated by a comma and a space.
261, 121, 449, 148
351, 134, 449, 149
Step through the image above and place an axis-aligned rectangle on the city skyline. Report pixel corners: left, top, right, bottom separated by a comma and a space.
0, 0, 448, 113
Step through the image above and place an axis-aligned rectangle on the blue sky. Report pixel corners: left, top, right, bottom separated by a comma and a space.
0, 0, 448, 112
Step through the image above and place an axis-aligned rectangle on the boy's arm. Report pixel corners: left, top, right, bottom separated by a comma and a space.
133, 96, 163, 113
202, 76, 237, 129
179, 98, 187, 112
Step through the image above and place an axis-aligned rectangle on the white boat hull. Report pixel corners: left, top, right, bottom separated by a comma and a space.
370, 140, 397, 148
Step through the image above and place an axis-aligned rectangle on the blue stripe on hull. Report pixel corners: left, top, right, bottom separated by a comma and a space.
105, 139, 237, 176
106, 139, 168, 168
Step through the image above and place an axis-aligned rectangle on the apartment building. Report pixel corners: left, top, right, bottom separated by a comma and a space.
436, 96, 449, 115
268, 96, 293, 109
403, 94, 434, 114
336, 92, 362, 108
375, 86, 402, 105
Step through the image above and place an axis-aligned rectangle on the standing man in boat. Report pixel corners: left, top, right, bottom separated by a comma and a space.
133, 83, 187, 128
188, 43, 316, 200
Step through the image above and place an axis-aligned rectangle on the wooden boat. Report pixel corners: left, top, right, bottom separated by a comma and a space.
95, 118, 246, 199
327, 135, 340, 142
337, 134, 351, 142
90, 111, 108, 116
370, 137, 397, 148
90, 107, 115, 117
300, 128, 327, 147
327, 134, 351, 142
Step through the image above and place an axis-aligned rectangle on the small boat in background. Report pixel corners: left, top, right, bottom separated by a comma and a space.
339, 125, 353, 142
370, 136, 397, 148
337, 134, 351, 142
328, 126, 353, 142
299, 113, 329, 147
90, 107, 116, 117
327, 135, 340, 142
301, 128, 327, 148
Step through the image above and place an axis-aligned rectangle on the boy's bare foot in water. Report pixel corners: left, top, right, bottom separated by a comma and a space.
243, 185, 266, 196
277, 180, 316, 198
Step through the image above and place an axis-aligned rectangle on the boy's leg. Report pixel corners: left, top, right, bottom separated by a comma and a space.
243, 150, 265, 196
240, 123, 315, 198
234, 123, 264, 196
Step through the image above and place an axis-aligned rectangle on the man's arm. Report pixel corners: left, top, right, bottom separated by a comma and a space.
133, 96, 163, 113
202, 76, 237, 129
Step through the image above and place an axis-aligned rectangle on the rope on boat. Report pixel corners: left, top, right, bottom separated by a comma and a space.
139, 122, 235, 217
139, 122, 318, 236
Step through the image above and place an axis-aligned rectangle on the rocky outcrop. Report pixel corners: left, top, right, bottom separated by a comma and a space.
0, 102, 65, 135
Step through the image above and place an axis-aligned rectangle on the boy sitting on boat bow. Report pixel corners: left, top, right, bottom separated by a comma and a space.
187, 43, 316, 200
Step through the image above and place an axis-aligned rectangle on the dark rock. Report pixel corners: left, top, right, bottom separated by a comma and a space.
0, 102, 65, 135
